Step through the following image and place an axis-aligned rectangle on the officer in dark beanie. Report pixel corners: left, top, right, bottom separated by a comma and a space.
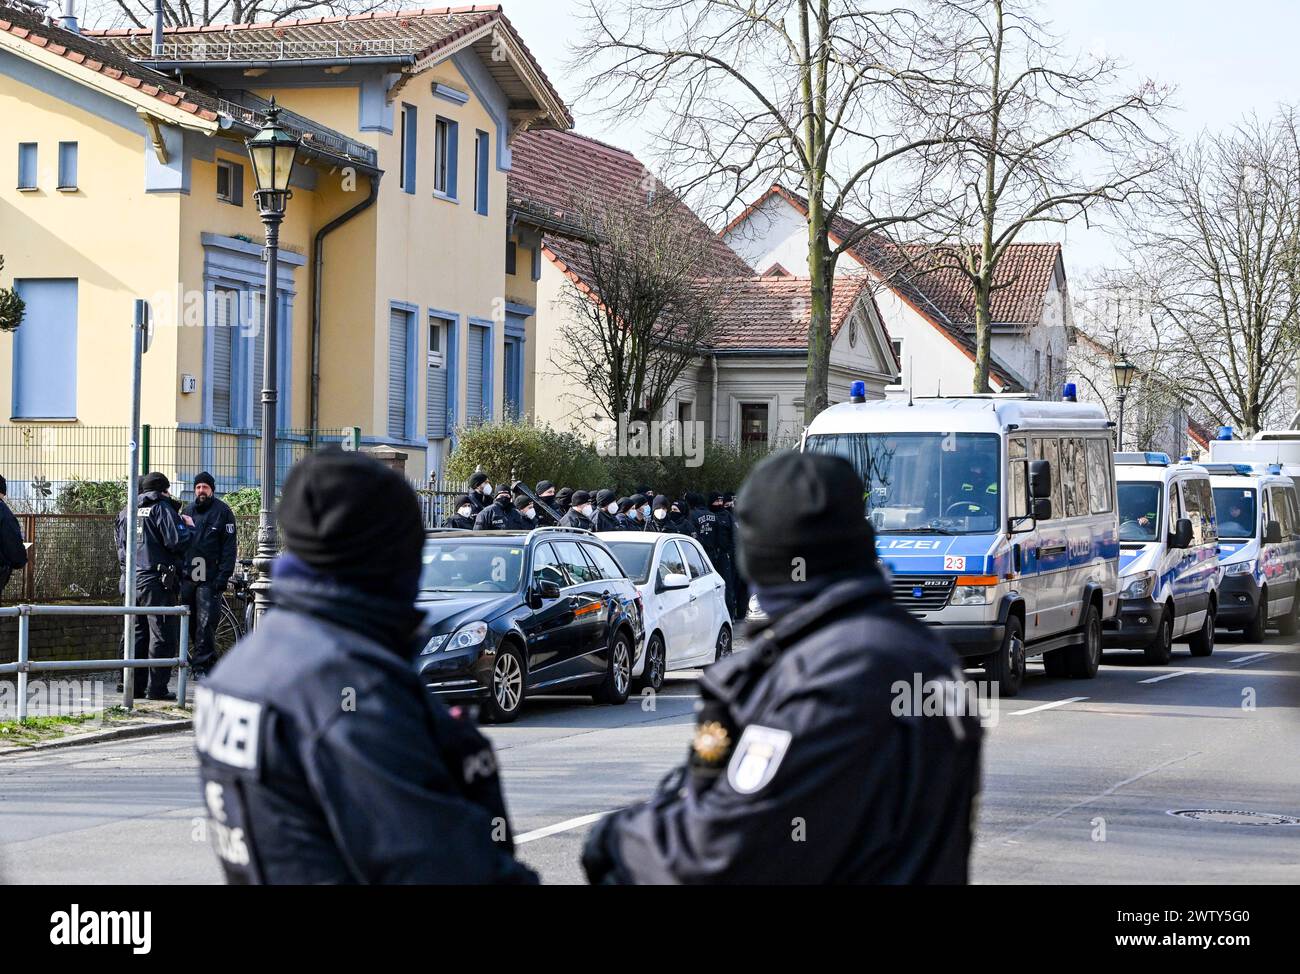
559, 490, 594, 530
474, 487, 525, 531
467, 472, 493, 516
554, 486, 573, 516
115, 472, 192, 699
442, 494, 477, 530
708, 491, 737, 618
0, 475, 28, 603
582, 451, 982, 885
194, 450, 536, 884
593, 489, 621, 532
181, 472, 237, 678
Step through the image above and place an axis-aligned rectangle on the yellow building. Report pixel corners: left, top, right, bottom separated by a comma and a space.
0, 4, 569, 495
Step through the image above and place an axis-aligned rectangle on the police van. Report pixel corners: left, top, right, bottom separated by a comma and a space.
1105, 453, 1220, 663
1206, 463, 1300, 641
802, 386, 1120, 696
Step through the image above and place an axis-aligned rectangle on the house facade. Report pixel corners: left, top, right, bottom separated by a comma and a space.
505, 131, 897, 448
0, 4, 568, 494
721, 184, 1071, 399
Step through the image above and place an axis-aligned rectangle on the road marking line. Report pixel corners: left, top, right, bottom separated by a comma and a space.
1227, 652, 1269, 667
1008, 696, 1089, 716
516, 811, 609, 845
1139, 670, 1193, 684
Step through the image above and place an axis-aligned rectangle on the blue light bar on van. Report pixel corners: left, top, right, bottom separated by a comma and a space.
1200, 463, 1254, 476
1114, 451, 1170, 466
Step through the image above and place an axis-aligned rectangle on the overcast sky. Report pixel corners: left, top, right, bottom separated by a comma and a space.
504, 0, 1300, 282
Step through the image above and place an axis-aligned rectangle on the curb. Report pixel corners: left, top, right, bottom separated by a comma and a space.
0, 718, 193, 759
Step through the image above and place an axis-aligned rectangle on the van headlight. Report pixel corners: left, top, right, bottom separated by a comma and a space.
1222, 561, 1254, 577
951, 575, 997, 606
1120, 570, 1157, 600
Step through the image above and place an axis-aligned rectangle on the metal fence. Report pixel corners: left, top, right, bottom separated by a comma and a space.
0, 424, 351, 510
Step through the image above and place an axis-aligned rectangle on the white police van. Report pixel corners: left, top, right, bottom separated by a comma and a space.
1105, 453, 1220, 663
1206, 463, 1300, 641
802, 385, 1120, 696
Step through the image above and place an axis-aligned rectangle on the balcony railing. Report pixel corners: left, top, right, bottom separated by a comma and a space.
215, 89, 378, 168
150, 37, 420, 63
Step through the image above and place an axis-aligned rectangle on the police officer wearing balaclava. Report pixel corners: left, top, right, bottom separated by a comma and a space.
666, 498, 696, 537
709, 492, 737, 618
194, 451, 536, 884
442, 494, 477, 530
581, 451, 982, 884
181, 472, 238, 678
688, 492, 719, 565
475, 487, 527, 531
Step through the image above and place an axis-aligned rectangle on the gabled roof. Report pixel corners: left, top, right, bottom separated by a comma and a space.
0, 2, 223, 124
702, 275, 886, 353
88, 5, 571, 129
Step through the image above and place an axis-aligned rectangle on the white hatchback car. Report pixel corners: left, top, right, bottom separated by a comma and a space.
599, 532, 733, 691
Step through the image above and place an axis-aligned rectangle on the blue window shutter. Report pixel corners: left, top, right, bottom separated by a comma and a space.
402, 105, 417, 195
12, 279, 78, 419
57, 142, 77, 189
447, 121, 459, 199
211, 288, 235, 427
389, 307, 411, 438
427, 320, 449, 439
251, 294, 265, 428
475, 130, 489, 215
17, 143, 37, 189
465, 324, 485, 424
277, 291, 291, 428
480, 325, 492, 420
446, 318, 459, 431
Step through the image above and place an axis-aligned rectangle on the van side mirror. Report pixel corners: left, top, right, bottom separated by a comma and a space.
1170, 517, 1193, 549
1032, 497, 1052, 521
1264, 520, 1283, 545
1029, 460, 1052, 500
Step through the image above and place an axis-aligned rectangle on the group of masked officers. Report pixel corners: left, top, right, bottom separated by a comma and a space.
113, 471, 237, 698
441, 473, 746, 619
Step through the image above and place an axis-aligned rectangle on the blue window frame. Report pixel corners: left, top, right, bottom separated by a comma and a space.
17, 143, 37, 189
427, 310, 457, 439
474, 129, 489, 215
400, 104, 417, 194
57, 142, 77, 190
12, 279, 78, 419
434, 116, 458, 199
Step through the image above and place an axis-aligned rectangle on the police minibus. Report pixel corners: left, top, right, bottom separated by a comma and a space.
1105, 453, 1220, 663
1206, 463, 1300, 640
802, 385, 1120, 696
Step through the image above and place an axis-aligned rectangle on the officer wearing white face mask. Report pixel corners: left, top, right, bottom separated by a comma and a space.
442, 494, 477, 530
515, 495, 538, 526
559, 490, 596, 530
646, 494, 679, 534
594, 489, 622, 532
467, 473, 493, 516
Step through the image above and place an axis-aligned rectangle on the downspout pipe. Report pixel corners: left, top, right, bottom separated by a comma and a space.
152, 0, 164, 56
711, 353, 719, 444
310, 173, 381, 438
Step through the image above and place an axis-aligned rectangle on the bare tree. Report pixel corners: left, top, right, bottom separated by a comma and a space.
918, 0, 1170, 392
571, 0, 968, 424
77, 0, 397, 30
1125, 109, 1300, 435
552, 189, 730, 427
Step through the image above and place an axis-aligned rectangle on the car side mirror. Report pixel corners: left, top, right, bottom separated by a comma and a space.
1031, 497, 1052, 522
1264, 520, 1283, 545
661, 572, 690, 590
1028, 460, 1052, 500
535, 579, 561, 603
1170, 517, 1193, 549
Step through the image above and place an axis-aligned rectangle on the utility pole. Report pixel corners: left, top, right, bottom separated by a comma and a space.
122, 299, 149, 710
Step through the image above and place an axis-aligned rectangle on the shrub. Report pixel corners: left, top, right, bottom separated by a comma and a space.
223, 487, 262, 516
56, 479, 127, 514
445, 420, 609, 490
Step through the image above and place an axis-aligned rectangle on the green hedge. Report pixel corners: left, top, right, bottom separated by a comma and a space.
55, 479, 127, 514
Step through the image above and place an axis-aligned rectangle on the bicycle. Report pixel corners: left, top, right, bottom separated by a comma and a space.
213, 560, 256, 662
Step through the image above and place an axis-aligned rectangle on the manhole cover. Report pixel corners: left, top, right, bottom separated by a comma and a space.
1168, 809, 1300, 826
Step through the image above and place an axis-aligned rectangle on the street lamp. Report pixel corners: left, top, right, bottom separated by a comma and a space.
246, 98, 299, 623
1113, 353, 1137, 451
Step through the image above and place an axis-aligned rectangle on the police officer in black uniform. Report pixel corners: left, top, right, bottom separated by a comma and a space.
645, 495, 676, 534
559, 490, 595, 530
553, 487, 573, 517
581, 451, 983, 884
708, 491, 738, 618
666, 498, 696, 537
115, 472, 192, 700
0, 475, 27, 603
194, 450, 536, 884
442, 494, 478, 530
593, 489, 622, 532
688, 492, 719, 564
466, 472, 493, 516
474, 488, 527, 531
181, 472, 238, 678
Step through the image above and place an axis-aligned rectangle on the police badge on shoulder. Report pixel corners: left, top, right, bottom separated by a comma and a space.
726, 724, 793, 795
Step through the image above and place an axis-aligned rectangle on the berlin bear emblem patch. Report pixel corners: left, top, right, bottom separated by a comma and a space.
726, 725, 793, 795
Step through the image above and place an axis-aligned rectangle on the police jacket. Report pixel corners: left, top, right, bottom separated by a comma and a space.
115, 492, 191, 582
0, 498, 26, 571
689, 508, 720, 558
710, 508, 735, 564
182, 497, 238, 589
441, 513, 477, 530
582, 572, 983, 885
194, 574, 537, 885
474, 499, 527, 532
665, 512, 696, 537
645, 515, 680, 534
558, 508, 595, 531
616, 513, 644, 532
467, 490, 490, 516
593, 509, 622, 533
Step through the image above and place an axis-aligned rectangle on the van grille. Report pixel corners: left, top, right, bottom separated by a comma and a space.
890, 575, 954, 613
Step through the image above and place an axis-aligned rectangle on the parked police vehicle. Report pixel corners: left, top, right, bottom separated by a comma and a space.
1106, 453, 1220, 663
801, 383, 1120, 696
1206, 462, 1300, 641
1208, 428, 1300, 496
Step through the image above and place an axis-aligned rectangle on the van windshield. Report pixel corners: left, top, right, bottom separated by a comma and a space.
804, 432, 1001, 535
1213, 487, 1256, 540
1117, 482, 1162, 542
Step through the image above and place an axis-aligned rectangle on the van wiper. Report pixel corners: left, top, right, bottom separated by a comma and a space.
878, 526, 957, 536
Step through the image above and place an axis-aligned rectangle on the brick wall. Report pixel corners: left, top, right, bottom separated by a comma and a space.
0, 606, 126, 665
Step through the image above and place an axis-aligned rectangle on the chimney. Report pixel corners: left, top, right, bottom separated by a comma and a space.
59, 0, 79, 33
152, 0, 164, 56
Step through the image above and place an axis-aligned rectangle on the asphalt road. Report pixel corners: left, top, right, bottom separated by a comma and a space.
1, 630, 1297, 885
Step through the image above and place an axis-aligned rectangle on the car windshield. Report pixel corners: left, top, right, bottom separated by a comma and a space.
604, 542, 654, 585
804, 432, 1001, 535
1117, 482, 1162, 542
420, 541, 525, 593
1213, 487, 1257, 540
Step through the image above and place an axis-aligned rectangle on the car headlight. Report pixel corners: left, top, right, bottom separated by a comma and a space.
1120, 570, 1157, 600
446, 621, 489, 651
1223, 561, 1255, 577
418, 633, 449, 657
951, 575, 997, 606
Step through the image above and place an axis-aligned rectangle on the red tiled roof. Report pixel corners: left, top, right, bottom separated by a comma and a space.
703, 275, 876, 350
0, 3, 223, 121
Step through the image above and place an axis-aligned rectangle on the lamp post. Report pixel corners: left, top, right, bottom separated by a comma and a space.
1113, 354, 1137, 451
246, 98, 299, 623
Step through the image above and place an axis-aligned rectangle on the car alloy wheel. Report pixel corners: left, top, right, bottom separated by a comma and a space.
715, 625, 732, 662
639, 634, 666, 692
493, 651, 523, 715
613, 640, 631, 697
